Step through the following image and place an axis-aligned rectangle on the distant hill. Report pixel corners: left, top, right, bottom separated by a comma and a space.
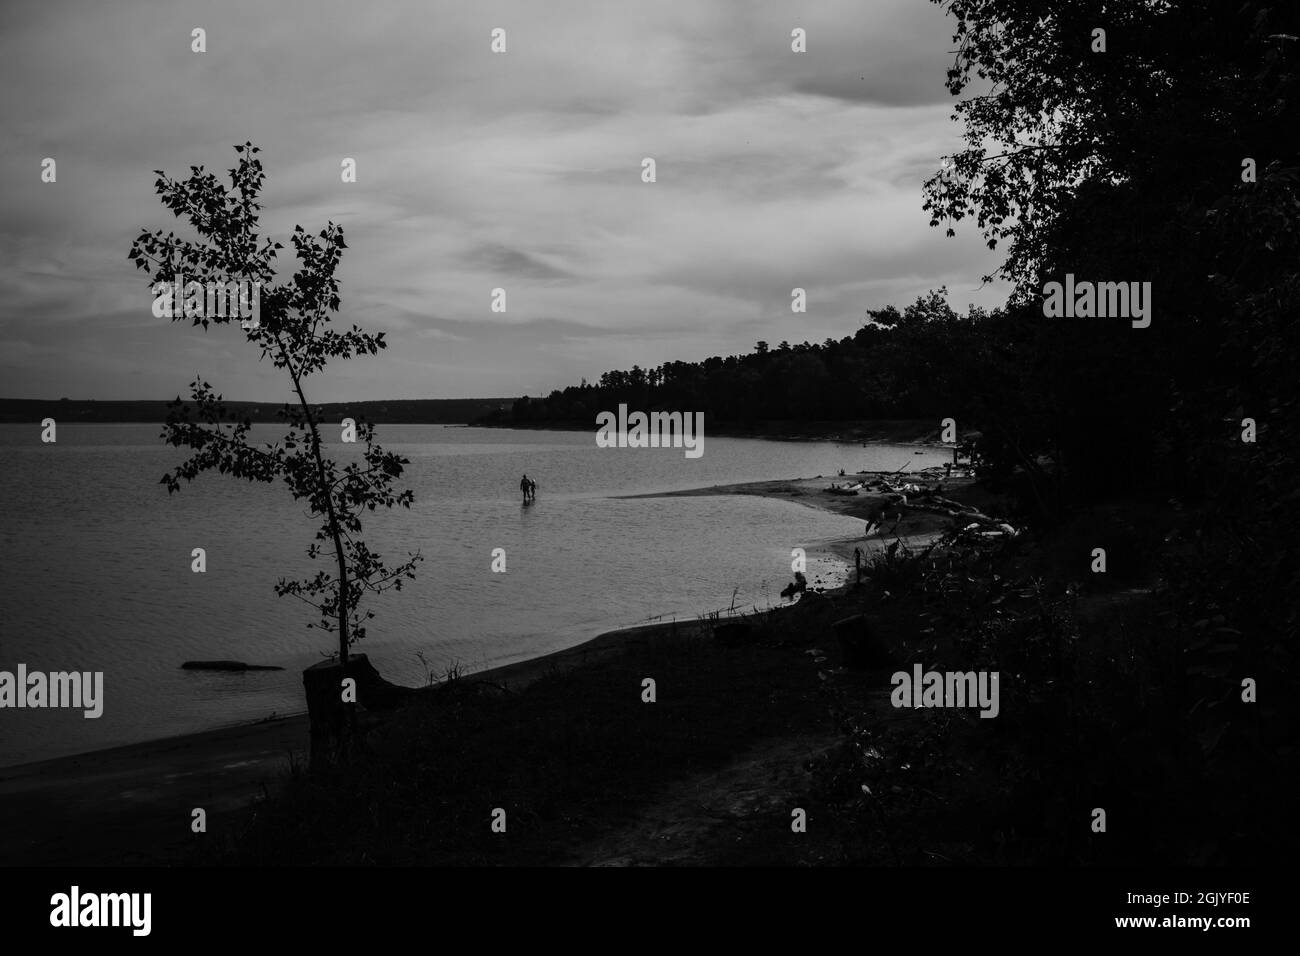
0, 398, 517, 425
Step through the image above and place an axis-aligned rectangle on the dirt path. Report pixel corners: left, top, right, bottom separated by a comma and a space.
567, 731, 842, 866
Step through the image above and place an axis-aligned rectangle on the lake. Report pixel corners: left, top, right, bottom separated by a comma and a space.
0, 423, 945, 766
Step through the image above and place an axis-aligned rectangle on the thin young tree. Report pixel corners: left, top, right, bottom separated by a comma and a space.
128, 143, 422, 747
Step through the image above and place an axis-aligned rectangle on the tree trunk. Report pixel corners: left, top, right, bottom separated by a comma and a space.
288, 364, 357, 753
303, 654, 416, 768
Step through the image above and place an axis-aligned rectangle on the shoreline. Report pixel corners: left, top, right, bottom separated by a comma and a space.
616, 470, 974, 556
0, 616, 718, 865
0, 468, 976, 865
0, 468, 961, 774
474, 417, 943, 445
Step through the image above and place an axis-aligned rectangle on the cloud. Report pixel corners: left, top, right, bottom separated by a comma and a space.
0, 0, 1008, 401
459, 244, 576, 281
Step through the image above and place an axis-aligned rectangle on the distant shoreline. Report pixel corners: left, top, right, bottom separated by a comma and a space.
475, 417, 941, 445
1, 405, 941, 446
0, 397, 512, 425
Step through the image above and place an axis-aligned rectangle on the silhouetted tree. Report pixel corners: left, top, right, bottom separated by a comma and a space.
128, 143, 423, 678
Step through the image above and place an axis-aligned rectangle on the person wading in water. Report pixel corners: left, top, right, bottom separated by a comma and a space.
520, 473, 532, 503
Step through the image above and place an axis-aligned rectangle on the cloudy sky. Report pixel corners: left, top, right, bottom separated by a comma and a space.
0, 0, 1007, 402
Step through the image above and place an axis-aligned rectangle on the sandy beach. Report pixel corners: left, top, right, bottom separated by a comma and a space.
0, 617, 710, 865
0, 468, 977, 866
618, 470, 980, 562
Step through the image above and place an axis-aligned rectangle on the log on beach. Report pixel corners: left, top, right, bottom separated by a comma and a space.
181, 660, 285, 672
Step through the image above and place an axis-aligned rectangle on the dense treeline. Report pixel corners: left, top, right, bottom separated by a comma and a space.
865, 0, 1297, 864
479, 294, 990, 428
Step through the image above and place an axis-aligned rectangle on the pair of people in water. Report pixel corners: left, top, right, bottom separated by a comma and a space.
520, 474, 538, 502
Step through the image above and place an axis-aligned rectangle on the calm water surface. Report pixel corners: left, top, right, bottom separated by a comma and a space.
0, 423, 945, 766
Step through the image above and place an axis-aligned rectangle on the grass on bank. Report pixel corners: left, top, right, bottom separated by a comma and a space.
207, 617, 836, 866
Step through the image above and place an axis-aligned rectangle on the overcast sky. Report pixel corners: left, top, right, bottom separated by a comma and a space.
0, 0, 1008, 402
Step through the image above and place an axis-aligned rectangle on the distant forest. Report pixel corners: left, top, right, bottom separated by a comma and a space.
478, 270, 1268, 514
477, 295, 995, 436
479, 297, 976, 428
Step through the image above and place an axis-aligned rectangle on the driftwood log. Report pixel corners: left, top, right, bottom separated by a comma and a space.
181, 660, 284, 671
